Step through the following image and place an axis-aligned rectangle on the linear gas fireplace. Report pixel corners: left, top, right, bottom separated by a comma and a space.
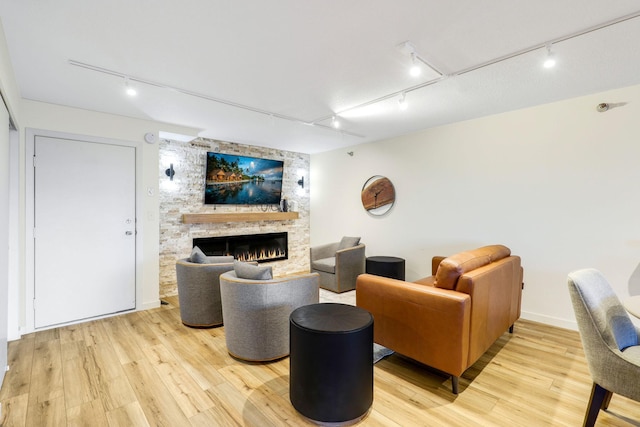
194, 232, 288, 263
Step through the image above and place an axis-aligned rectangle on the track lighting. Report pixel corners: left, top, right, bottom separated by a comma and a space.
409, 53, 421, 77
124, 77, 137, 96
398, 41, 444, 79
543, 44, 556, 69
332, 116, 340, 128
398, 93, 408, 111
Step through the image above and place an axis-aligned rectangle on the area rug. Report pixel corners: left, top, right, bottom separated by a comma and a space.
373, 343, 394, 364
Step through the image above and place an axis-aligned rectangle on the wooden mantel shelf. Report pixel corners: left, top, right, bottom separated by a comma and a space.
182, 211, 299, 224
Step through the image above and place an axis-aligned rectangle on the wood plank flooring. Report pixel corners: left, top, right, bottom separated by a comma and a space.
1, 290, 640, 426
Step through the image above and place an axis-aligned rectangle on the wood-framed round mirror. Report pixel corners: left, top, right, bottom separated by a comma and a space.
361, 175, 395, 216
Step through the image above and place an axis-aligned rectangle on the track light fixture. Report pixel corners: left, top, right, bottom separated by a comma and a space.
124, 77, 137, 96
398, 93, 408, 111
332, 116, 340, 128
409, 53, 421, 77
543, 44, 556, 69
398, 41, 444, 79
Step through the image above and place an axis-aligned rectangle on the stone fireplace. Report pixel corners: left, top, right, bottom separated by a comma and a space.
194, 232, 288, 263
159, 137, 310, 297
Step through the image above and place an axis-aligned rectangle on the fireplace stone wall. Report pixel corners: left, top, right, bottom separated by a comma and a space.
159, 137, 310, 297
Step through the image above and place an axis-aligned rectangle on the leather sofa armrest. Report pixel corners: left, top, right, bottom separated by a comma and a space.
432, 256, 446, 275
309, 242, 340, 261
356, 273, 471, 376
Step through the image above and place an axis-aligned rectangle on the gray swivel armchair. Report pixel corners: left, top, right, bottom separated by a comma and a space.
219, 270, 319, 361
175, 256, 235, 328
567, 268, 640, 427
310, 236, 365, 293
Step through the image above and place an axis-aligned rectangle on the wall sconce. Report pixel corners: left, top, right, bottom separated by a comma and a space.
297, 176, 304, 188
165, 163, 175, 181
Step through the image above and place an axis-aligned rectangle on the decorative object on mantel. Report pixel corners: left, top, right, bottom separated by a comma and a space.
182, 211, 299, 224
361, 175, 395, 216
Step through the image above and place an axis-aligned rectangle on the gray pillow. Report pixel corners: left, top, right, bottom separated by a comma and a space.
190, 246, 208, 263
338, 236, 361, 250
234, 261, 273, 280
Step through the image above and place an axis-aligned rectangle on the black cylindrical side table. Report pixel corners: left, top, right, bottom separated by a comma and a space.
290, 303, 373, 424
366, 256, 406, 280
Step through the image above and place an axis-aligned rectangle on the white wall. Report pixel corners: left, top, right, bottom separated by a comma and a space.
0, 21, 20, 125
311, 83, 640, 330
0, 19, 21, 353
0, 95, 9, 387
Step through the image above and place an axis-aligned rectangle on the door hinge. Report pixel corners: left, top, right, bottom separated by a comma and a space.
33, 155, 36, 167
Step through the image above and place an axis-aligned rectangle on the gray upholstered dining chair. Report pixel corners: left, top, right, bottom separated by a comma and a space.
175, 255, 235, 328
310, 236, 365, 293
567, 268, 640, 427
219, 270, 319, 361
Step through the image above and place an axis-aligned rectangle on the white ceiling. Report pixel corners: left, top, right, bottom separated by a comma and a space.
2, 1, 640, 154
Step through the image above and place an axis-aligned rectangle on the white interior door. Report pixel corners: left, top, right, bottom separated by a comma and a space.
34, 136, 136, 328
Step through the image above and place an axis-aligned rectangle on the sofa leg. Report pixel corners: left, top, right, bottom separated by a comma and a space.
451, 376, 459, 394
509, 324, 514, 333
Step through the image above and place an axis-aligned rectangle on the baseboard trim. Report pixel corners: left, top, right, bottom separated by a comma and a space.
520, 311, 577, 331
141, 299, 161, 310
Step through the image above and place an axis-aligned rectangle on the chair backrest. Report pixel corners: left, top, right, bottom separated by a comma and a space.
219, 270, 319, 361
568, 268, 640, 402
568, 269, 638, 353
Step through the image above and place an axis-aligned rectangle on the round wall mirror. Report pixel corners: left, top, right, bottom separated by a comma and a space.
361, 176, 395, 216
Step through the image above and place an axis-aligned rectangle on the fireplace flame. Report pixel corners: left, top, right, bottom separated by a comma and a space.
236, 247, 286, 262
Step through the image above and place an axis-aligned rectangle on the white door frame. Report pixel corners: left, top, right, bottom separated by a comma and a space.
25, 128, 144, 332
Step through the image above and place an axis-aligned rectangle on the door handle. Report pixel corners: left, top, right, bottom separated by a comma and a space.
125, 231, 133, 236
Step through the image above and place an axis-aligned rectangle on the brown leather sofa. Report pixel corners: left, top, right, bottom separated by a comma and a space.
356, 244, 523, 394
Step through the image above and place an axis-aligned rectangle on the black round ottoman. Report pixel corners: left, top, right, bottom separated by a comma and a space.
289, 303, 373, 424
366, 256, 406, 280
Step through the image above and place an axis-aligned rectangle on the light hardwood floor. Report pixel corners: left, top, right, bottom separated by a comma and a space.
1, 290, 639, 426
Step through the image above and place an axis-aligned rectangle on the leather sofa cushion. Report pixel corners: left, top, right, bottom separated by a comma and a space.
475, 244, 511, 262
435, 253, 490, 290
311, 257, 336, 274
434, 245, 512, 290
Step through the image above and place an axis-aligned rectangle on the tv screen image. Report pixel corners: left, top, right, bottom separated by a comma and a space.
205, 152, 284, 205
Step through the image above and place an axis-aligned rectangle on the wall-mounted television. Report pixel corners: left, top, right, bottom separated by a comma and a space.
204, 152, 284, 205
